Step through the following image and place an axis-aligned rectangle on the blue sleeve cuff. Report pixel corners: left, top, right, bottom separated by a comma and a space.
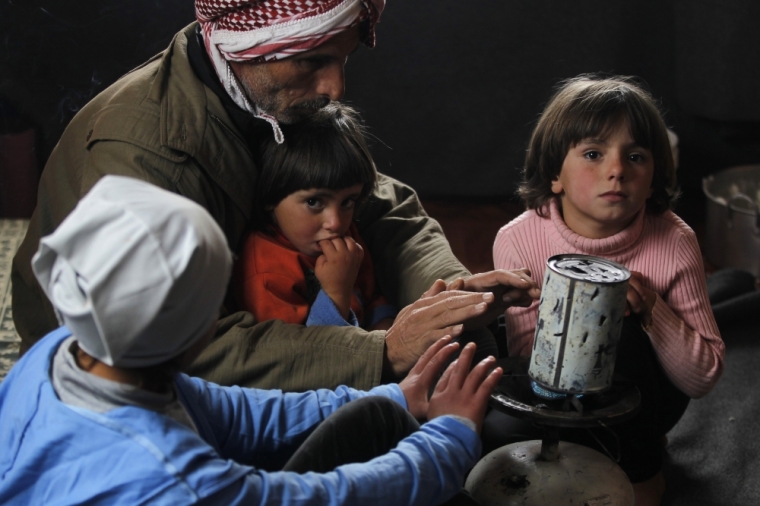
366, 383, 408, 409
306, 290, 359, 327
423, 415, 481, 455
367, 304, 398, 326
446, 415, 477, 433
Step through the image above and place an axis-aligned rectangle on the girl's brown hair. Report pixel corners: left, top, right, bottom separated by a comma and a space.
518, 74, 679, 216
253, 102, 377, 229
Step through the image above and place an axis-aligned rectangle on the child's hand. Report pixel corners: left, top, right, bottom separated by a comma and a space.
427, 342, 502, 434
398, 336, 459, 420
315, 236, 364, 320
626, 271, 657, 329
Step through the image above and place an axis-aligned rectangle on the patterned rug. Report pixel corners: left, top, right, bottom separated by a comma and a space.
0, 219, 29, 383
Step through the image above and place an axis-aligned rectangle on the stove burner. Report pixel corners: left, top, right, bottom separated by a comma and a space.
530, 380, 583, 401
491, 357, 640, 428
549, 254, 629, 283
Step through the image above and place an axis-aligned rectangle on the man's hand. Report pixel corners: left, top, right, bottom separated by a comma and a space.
398, 336, 460, 420
314, 237, 364, 320
428, 342, 502, 434
446, 269, 541, 329
383, 281, 495, 380
626, 271, 657, 329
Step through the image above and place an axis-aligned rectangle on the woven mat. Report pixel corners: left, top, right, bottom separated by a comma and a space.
0, 220, 29, 382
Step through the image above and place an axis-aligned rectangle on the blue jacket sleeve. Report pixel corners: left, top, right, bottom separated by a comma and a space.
176, 375, 405, 467
198, 417, 479, 506
175, 376, 480, 506
305, 290, 359, 327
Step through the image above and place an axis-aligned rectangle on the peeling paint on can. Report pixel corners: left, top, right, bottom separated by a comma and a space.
529, 254, 630, 395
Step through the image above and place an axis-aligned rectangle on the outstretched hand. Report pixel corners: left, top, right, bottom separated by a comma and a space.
398, 336, 460, 420
384, 280, 495, 380
446, 269, 541, 330
428, 342, 502, 434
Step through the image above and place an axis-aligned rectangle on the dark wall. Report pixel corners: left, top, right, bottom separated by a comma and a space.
670, 0, 760, 217
0, 0, 194, 157
2, 1, 760, 218
345, 0, 678, 198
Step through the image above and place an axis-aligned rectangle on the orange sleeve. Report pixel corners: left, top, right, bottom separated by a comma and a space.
243, 272, 311, 324
232, 231, 312, 325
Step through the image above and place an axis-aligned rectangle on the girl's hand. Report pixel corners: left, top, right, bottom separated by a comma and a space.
626, 271, 657, 329
315, 237, 364, 320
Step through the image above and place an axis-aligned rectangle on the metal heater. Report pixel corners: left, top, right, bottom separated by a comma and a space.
466, 255, 639, 506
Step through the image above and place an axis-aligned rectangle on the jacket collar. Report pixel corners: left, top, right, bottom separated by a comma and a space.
149, 23, 259, 221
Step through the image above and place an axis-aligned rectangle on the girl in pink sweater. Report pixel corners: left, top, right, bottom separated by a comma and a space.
491, 75, 724, 506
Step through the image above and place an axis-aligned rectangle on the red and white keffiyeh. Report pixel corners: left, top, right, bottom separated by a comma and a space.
196, 0, 384, 142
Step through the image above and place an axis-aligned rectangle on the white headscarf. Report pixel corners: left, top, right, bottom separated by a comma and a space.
196, 0, 384, 143
32, 176, 232, 368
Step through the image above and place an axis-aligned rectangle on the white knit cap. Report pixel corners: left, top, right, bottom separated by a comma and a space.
32, 176, 232, 368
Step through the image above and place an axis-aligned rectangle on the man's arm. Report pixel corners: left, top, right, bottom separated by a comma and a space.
355, 174, 470, 307
188, 287, 497, 390
353, 175, 541, 312
187, 312, 387, 391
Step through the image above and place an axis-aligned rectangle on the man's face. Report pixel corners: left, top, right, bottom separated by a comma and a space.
229, 28, 360, 124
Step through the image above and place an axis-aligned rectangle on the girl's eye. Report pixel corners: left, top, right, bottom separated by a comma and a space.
584, 151, 601, 160
306, 198, 323, 209
341, 198, 356, 209
629, 153, 646, 163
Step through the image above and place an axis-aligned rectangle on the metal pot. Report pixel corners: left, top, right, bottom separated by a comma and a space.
529, 254, 630, 396
703, 164, 760, 276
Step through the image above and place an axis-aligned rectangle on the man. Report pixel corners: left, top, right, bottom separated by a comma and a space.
12, 0, 539, 391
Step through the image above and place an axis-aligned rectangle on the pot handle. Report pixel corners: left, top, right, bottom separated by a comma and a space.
727, 194, 760, 232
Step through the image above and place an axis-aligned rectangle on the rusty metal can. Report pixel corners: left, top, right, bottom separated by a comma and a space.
529, 254, 631, 395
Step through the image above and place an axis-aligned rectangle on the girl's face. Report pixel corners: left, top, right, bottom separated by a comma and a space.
551, 121, 654, 239
272, 184, 364, 257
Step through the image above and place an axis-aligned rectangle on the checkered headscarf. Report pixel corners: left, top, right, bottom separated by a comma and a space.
196, 0, 384, 142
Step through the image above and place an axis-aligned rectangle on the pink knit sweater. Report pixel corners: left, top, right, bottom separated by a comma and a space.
493, 200, 724, 399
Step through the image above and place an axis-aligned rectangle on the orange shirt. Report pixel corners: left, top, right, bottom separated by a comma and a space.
232, 224, 390, 327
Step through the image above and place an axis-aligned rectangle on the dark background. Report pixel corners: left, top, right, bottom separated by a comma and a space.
2, 0, 760, 224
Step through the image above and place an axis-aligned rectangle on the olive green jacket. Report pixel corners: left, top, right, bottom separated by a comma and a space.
11, 23, 469, 391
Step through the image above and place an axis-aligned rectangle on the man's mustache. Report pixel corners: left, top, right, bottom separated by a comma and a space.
292, 97, 331, 111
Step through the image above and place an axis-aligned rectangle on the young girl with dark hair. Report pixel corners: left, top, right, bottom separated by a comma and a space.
232, 102, 396, 330
491, 75, 724, 506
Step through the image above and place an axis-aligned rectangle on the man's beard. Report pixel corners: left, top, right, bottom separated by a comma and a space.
276, 97, 331, 124
241, 78, 330, 124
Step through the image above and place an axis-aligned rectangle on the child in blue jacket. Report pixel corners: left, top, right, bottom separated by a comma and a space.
0, 175, 500, 505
